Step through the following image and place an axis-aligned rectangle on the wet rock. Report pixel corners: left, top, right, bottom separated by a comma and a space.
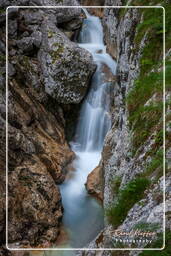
101, 63, 116, 83
85, 165, 104, 202
38, 20, 96, 104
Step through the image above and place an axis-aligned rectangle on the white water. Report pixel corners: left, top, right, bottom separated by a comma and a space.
47, 10, 116, 252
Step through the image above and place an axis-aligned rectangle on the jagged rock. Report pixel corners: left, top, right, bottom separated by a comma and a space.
85, 165, 104, 202
16, 31, 42, 54
29, 0, 82, 24
17, 37, 34, 53
38, 19, 96, 103
0, 8, 18, 24
8, 157, 62, 246
1, 0, 94, 250
0, 64, 74, 247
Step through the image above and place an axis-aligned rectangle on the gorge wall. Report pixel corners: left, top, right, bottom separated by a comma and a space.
0, 0, 170, 255
0, 0, 96, 253
79, 0, 171, 255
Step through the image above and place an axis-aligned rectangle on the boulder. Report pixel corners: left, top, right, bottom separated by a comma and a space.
85, 165, 104, 202
38, 20, 96, 103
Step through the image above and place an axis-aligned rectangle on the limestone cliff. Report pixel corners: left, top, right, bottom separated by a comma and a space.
0, 0, 96, 250
82, 0, 171, 254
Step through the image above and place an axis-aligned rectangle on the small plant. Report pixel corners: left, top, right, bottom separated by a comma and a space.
106, 177, 150, 227
111, 176, 122, 195
129, 102, 163, 150
143, 149, 163, 178
133, 222, 160, 232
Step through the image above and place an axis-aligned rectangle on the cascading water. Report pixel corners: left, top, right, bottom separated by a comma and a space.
59, 11, 116, 248
44, 10, 116, 254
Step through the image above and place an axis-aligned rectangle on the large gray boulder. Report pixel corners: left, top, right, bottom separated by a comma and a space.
38, 20, 96, 104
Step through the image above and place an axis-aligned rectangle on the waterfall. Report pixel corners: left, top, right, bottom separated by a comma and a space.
59, 10, 116, 249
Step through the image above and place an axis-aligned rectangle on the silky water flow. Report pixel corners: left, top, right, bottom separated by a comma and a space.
44, 10, 116, 254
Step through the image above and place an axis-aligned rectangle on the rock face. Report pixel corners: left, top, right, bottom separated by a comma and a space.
78, 0, 171, 254
1, 70, 75, 247
101, 0, 169, 231
85, 165, 104, 202
0, 0, 96, 250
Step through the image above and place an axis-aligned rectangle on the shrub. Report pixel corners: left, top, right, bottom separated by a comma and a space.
111, 176, 122, 195
133, 222, 160, 232
143, 149, 163, 178
129, 102, 163, 150
106, 177, 150, 227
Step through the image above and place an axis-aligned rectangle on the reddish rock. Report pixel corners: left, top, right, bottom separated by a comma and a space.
85, 165, 104, 202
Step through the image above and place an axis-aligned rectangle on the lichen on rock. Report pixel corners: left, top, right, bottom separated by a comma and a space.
38, 19, 96, 104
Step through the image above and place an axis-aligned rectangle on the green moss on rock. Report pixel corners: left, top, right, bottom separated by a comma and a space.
106, 177, 150, 227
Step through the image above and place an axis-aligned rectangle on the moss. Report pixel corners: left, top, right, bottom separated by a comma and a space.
50, 44, 64, 64
126, 0, 171, 154
126, 60, 171, 154
166, 61, 171, 90
48, 30, 56, 38
20, 56, 34, 73
127, 71, 162, 114
129, 102, 163, 151
134, 7, 163, 48
111, 176, 122, 195
0, 54, 5, 63
133, 222, 160, 232
0, 8, 5, 14
106, 177, 150, 227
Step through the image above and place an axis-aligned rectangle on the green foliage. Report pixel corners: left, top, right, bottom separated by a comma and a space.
155, 130, 163, 146
133, 222, 160, 232
166, 61, 171, 90
106, 177, 150, 227
129, 102, 163, 150
126, 2, 171, 154
134, 7, 163, 75
111, 176, 122, 195
0, 8, 5, 14
139, 148, 164, 182
149, 147, 163, 169
50, 44, 64, 64
139, 230, 171, 253
0, 54, 5, 63
127, 71, 162, 115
